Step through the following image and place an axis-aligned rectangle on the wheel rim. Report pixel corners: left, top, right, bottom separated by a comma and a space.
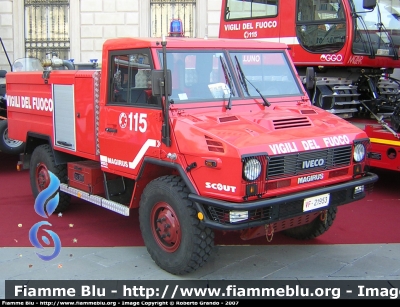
35, 163, 50, 192
151, 201, 181, 252
3, 127, 24, 148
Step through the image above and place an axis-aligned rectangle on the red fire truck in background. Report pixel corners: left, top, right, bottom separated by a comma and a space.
6, 36, 377, 274
0, 37, 25, 155
219, 0, 400, 171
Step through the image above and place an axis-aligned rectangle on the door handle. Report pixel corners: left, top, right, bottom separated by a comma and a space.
105, 128, 117, 133
56, 140, 73, 147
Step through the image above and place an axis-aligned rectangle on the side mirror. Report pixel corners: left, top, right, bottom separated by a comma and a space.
363, 0, 376, 10
151, 69, 172, 96
305, 67, 315, 90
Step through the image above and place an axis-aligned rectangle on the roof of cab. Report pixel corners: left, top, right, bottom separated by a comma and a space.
102, 36, 288, 51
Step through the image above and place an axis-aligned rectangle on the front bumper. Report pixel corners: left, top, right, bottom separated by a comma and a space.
189, 172, 378, 230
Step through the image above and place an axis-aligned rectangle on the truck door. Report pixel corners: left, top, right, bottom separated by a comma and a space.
98, 51, 162, 177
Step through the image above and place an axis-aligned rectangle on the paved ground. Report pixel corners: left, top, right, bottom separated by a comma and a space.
2, 243, 400, 299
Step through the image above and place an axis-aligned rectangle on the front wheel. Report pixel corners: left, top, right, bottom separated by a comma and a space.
281, 207, 337, 240
30, 144, 70, 213
0, 120, 25, 155
139, 175, 214, 275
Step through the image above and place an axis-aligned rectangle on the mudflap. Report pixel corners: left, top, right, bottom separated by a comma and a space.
17, 153, 31, 171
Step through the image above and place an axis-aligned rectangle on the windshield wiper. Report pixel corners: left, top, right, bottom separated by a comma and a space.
234, 55, 250, 96
234, 55, 270, 107
219, 56, 235, 110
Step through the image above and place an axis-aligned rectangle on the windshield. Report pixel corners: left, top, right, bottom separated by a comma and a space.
228, 51, 303, 97
159, 50, 302, 103
353, 0, 400, 31
296, 0, 346, 53
12, 58, 43, 72
160, 51, 238, 102
351, 0, 400, 56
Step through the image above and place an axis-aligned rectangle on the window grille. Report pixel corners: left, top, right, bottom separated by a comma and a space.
24, 0, 70, 60
150, 0, 196, 38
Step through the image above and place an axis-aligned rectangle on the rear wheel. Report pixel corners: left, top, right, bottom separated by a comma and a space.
0, 120, 25, 155
139, 175, 214, 275
30, 144, 70, 213
282, 207, 337, 240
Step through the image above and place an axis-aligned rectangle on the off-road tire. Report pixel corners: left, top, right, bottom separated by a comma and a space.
139, 175, 214, 275
0, 120, 25, 155
281, 207, 337, 240
30, 144, 70, 213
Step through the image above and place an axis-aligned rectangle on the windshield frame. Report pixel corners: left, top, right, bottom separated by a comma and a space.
157, 48, 304, 104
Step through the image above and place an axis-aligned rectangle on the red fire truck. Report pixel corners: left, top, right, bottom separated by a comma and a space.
6, 36, 377, 274
219, 0, 400, 171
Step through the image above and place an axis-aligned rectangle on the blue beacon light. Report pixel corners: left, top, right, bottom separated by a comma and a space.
169, 19, 184, 37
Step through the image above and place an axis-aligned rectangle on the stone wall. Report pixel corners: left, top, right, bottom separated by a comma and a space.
0, 0, 14, 71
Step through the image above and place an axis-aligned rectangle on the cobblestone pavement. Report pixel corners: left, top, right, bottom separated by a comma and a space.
2, 243, 400, 298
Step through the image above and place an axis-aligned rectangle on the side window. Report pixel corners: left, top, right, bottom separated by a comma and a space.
225, 0, 278, 20
109, 52, 156, 106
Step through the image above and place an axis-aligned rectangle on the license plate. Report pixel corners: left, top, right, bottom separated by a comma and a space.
303, 193, 330, 212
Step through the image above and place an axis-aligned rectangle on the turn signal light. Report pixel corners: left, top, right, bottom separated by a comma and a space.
353, 164, 363, 175
16, 161, 23, 171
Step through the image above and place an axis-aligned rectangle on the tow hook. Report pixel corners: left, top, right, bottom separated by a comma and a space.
320, 210, 328, 225
265, 224, 274, 242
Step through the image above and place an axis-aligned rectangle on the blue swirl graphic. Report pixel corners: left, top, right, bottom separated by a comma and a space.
34, 171, 60, 218
29, 221, 62, 261
30, 170, 62, 261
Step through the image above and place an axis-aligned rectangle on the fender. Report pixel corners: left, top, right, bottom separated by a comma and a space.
129, 157, 199, 208
24, 132, 82, 167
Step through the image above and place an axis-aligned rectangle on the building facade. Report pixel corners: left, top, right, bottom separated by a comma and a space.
0, 0, 222, 71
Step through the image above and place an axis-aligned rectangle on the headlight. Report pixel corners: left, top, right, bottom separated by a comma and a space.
243, 158, 262, 181
353, 143, 366, 162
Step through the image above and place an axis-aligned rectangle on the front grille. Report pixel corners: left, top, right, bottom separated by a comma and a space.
267, 145, 352, 180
